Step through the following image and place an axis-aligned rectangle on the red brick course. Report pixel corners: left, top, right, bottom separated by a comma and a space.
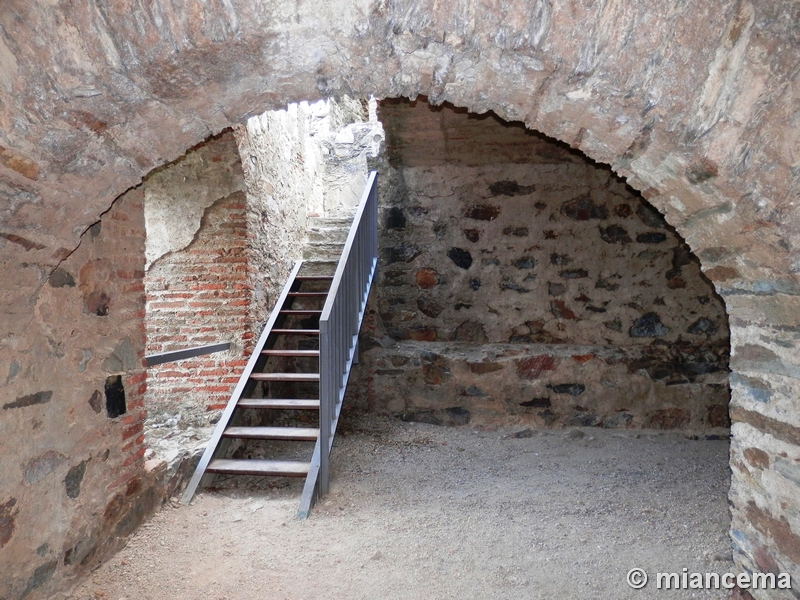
145, 192, 251, 413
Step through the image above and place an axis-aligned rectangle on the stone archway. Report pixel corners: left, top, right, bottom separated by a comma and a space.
1, 1, 798, 597
352, 97, 733, 434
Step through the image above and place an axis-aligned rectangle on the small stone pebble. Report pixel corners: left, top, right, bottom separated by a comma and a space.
713, 551, 732, 562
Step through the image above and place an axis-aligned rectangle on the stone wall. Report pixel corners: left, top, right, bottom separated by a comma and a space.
144, 132, 247, 270
0, 188, 163, 600
349, 99, 730, 430
234, 98, 378, 327
234, 102, 327, 330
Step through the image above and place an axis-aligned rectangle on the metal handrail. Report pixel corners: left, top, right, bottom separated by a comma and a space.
145, 342, 231, 367
317, 171, 378, 495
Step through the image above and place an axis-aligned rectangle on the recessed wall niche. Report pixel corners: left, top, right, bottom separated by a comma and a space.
348, 98, 730, 431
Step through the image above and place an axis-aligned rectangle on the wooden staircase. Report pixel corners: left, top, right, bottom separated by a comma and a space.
182, 172, 378, 517
191, 265, 329, 483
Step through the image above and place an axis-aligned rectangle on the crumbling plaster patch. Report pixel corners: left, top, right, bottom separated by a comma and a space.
144, 132, 246, 269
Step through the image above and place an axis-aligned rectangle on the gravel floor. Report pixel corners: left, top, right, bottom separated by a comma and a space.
69, 413, 733, 599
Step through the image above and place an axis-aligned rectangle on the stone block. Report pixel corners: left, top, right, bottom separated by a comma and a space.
447, 247, 473, 269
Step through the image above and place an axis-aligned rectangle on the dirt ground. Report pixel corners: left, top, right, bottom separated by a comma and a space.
69, 413, 734, 599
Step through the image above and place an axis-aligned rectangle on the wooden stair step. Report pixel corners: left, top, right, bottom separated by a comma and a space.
237, 398, 320, 410
206, 458, 309, 477
295, 275, 334, 281
261, 349, 319, 357
280, 309, 323, 315
271, 329, 320, 335
250, 372, 319, 382
287, 292, 328, 297
223, 426, 319, 441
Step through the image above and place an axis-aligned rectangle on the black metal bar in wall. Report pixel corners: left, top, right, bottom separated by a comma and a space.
145, 342, 231, 367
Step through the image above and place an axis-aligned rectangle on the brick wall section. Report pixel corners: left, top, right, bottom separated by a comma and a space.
0, 188, 162, 600
146, 192, 252, 413
143, 131, 250, 442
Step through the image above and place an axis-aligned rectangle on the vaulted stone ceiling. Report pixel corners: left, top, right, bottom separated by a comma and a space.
1, 0, 797, 319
